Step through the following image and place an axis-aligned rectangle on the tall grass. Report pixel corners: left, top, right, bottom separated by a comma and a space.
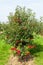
0, 39, 11, 65
33, 35, 43, 65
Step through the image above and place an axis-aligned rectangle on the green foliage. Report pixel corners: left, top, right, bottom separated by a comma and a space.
0, 39, 11, 65
5, 6, 35, 45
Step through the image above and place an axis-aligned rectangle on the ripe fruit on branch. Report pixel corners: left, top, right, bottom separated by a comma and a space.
28, 45, 36, 49
16, 50, 21, 55
26, 52, 30, 56
16, 40, 21, 43
11, 47, 17, 51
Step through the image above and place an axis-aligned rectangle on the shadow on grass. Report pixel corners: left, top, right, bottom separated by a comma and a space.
30, 44, 43, 57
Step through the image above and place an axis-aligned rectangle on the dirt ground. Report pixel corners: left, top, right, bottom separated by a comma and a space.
5, 54, 36, 65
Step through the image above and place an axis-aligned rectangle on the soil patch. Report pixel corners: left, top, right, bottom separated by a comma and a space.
5, 54, 36, 65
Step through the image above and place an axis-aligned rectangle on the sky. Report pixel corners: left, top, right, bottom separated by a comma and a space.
0, 0, 43, 22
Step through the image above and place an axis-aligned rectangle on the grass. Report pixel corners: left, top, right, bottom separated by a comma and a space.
0, 39, 11, 65
33, 35, 43, 65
